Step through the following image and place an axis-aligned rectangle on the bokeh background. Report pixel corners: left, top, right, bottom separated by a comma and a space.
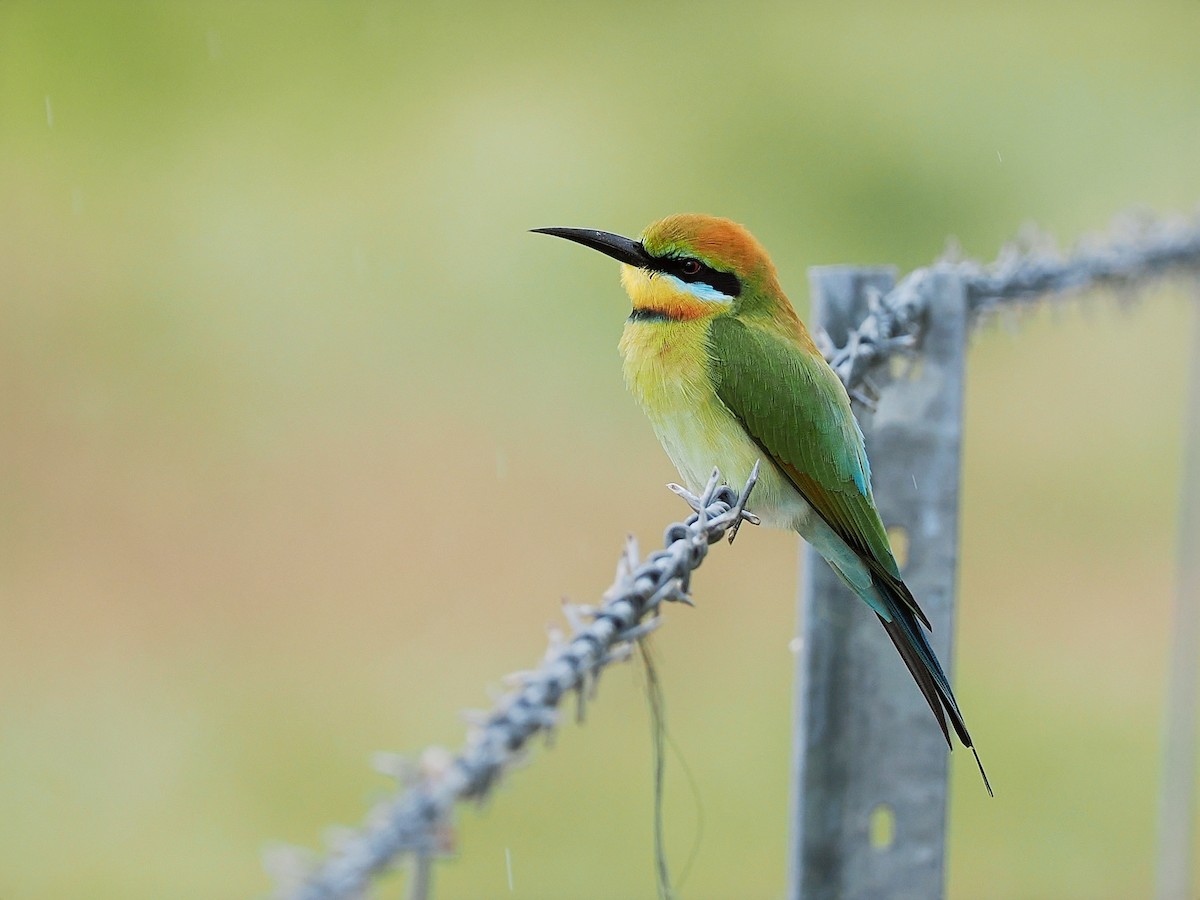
3, 3, 1199, 898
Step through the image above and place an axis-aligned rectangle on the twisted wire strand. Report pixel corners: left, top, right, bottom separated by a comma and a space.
822, 212, 1200, 391
269, 465, 760, 900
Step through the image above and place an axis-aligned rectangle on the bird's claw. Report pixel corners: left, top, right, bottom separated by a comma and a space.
667, 482, 705, 513
671, 463, 761, 542
726, 460, 762, 543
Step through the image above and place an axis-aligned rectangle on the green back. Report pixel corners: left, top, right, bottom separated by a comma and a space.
707, 316, 902, 582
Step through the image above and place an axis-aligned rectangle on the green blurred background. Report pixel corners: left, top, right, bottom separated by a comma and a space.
3, 2, 1199, 897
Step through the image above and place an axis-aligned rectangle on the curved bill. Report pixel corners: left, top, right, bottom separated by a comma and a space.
531, 227, 652, 268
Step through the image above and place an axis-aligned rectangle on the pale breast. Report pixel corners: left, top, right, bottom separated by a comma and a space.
618, 319, 802, 528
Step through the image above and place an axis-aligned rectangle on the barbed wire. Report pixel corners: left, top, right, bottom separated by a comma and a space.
267, 210, 1200, 900
820, 212, 1200, 392
267, 465, 760, 900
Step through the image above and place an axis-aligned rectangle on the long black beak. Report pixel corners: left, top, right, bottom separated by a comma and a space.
531, 227, 652, 268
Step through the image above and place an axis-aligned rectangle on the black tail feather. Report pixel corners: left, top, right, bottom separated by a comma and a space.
877, 583, 993, 796
880, 615, 952, 744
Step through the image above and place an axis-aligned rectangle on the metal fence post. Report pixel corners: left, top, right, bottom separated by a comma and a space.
788, 266, 969, 900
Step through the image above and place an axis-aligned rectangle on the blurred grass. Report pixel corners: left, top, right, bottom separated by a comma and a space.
1, 2, 1199, 897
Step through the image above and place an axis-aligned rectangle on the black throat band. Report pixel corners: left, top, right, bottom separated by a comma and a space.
627, 308, 680, 323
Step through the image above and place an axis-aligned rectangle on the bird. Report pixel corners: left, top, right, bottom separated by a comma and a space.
534, 214, 989, 791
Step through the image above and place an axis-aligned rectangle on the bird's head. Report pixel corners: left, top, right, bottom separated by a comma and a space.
534, 214, 791, 323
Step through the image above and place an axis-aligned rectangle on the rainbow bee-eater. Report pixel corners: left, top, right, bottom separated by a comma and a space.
535, 214, 988, 788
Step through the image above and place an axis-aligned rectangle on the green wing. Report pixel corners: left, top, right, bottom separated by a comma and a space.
709, 318, 990, 775
708, 316, 928, 625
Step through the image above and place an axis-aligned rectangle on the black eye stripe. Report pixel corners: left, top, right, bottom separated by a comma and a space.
646, 255, 742, 298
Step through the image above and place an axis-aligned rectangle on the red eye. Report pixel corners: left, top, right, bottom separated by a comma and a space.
680, 259, 701, 276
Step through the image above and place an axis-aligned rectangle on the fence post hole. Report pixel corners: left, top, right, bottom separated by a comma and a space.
788, 266, 969, 900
